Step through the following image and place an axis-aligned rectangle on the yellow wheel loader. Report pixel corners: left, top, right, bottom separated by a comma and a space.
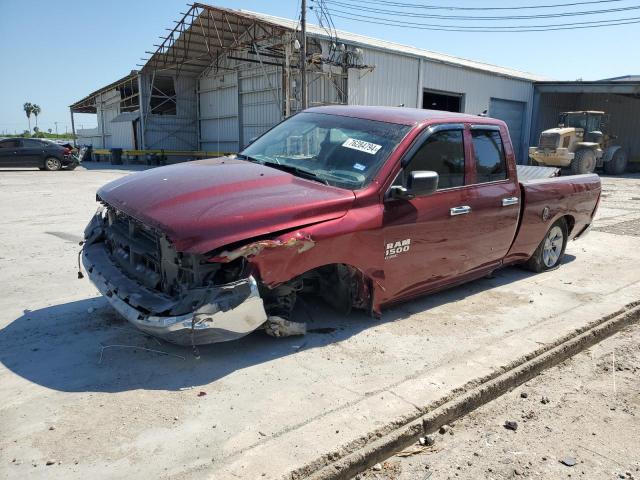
529, 111, 628, 175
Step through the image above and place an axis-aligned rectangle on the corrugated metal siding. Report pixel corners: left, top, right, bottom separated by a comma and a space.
534, 92, 640, 160
348, 48, 420, 107
346, 48, 534, 158
198, 59, 283, 152
489, 98, 526, 163
109, 120, 135, 149
199, 71, 239, 152
141, 73, 199, 151
239, 66, 282, 147
421, 60, 534, 117
249, 10, 549, 82
422, 60, 534, 160
76, 128, 102, 147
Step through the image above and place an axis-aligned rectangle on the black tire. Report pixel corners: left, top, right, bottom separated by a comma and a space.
603, 149, 628, 175
570, 149, 596, 175
43, 157, 62, 171
524, 218, 568, 273
65, 164, 78, 171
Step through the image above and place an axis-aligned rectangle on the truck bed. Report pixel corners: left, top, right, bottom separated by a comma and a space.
506, 173, 601, 263
516, 164, 560, 181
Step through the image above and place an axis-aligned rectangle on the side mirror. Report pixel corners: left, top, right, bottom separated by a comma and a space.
390, 171, 439, 199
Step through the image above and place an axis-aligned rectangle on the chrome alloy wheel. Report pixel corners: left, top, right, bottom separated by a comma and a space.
46, 158, 61, 170
542, 225, 564, 267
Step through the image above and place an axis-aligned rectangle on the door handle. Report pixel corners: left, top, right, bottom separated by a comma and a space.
450, 205, 471, 216
502, 197, 519, 207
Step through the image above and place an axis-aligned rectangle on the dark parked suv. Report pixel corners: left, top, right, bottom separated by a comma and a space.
0, 138, 79, 171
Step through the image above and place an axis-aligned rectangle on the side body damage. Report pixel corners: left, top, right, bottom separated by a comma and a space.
81, 197, 383, 346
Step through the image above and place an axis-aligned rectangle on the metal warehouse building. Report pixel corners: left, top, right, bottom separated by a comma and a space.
71, 3, 549, 163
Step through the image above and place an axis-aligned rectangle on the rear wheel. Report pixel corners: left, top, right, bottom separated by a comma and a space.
524, 218, 568, 273
44, 157, 62, 171
570, 149, 596, 175
603, 149, 628, 175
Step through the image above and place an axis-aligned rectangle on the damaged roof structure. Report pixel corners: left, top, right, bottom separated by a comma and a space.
70, 2, 547, 160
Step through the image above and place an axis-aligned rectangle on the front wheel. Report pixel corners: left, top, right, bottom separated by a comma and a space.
571, 149, 596, 175
524, 218, 568, 273
44, 157, 62, 171
603, 149, 628, 175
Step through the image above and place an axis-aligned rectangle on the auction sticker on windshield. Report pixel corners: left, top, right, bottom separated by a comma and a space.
342, 138, 382, 155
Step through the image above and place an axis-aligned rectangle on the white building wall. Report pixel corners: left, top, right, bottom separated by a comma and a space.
348, 48, 421, 108
194, 40, 536, 158
347, 46, 535, 159
420, 60, 534, 117
79, 89, 136, 149
198, 56, 283, 152
76, 128, 102, 147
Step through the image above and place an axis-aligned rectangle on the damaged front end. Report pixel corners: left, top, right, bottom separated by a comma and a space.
81, 204, 268, 345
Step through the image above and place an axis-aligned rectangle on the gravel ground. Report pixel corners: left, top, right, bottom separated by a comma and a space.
359, 323, 640, 480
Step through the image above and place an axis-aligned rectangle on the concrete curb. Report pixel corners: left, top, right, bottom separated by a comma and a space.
295, 301, 640, 480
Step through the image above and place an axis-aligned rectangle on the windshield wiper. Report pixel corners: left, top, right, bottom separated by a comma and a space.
235, 153, 259, 162
262, 161, 329, 185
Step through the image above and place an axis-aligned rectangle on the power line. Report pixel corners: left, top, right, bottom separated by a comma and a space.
319, 0, 640, 20
327, 10, 640, 31
322, 0, 627, 10
322, 9, 640, 29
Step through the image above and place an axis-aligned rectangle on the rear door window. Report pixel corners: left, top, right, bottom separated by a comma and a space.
23, 139, 44, 148
471, 129, 507, 183
0, 140, 21, 149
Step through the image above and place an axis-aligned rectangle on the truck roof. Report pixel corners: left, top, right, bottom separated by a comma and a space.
305, 105, 505, 127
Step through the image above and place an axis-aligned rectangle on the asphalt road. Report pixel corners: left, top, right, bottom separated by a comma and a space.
1, 165, 639, 479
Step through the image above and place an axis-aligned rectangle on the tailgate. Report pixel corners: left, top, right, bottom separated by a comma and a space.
505, 173, 601, 263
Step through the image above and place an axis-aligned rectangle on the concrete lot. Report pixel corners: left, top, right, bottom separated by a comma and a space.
1, 165, 639, 479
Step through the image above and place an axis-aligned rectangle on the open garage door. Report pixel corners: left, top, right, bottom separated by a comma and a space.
532, 81, 640, 170
490, 98, 526, 164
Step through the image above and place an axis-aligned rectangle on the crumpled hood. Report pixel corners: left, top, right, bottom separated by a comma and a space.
97, 157, 355, 254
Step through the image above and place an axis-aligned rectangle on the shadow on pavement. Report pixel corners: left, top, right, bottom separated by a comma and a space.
0, 264, 544, 394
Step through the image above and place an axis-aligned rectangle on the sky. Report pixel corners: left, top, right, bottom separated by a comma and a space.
0, 0, 638, 133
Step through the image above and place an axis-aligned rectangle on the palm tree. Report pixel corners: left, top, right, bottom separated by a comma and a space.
23, 102, 33, 132
32, 104, 41, 130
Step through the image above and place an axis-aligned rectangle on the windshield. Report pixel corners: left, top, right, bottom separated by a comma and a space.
562, 113, 587, 130
239, 112, 411, 189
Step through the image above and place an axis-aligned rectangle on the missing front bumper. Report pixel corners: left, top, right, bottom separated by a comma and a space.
82, 243, 268, 345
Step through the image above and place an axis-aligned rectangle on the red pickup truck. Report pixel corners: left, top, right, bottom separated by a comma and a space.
81, 106, 601, 346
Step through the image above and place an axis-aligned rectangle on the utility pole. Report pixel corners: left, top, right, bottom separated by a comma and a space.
300, 0, 307, 110
54, 122, 59, 135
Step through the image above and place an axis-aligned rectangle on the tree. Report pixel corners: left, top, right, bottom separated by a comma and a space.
32, 104, 41, 130
48, 128, 52, 134
23, 102, 33, 131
